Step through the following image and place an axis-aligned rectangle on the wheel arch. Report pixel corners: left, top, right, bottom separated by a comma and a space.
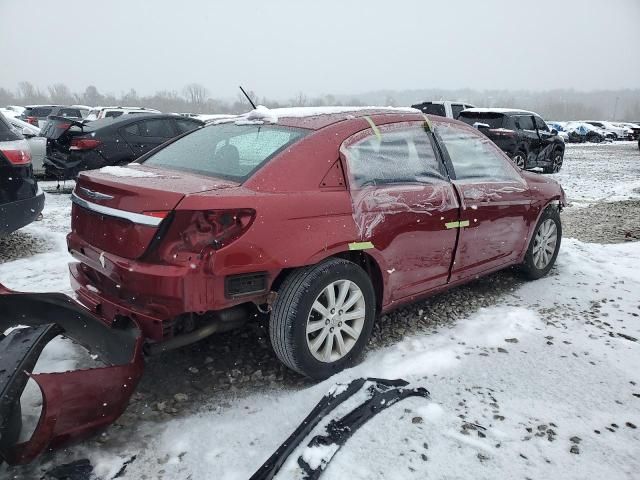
270, 249, 385, 314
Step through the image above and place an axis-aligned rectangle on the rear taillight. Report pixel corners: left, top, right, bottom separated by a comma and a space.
70, 138, 103, 151
145, 209, 256, 266
489, 129, 516, 138
26, 116, 39, 126
0, 140, 32, 165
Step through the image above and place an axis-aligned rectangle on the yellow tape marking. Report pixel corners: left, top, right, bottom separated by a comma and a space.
422, 114, 432, 132
363, 116, 381, 141
349, 241, 374, 251
445, 220, 470, 229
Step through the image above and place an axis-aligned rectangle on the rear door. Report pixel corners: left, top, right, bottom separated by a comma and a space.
515, 115, 542, 165
533, 115, 555, 162
435, 121, 531, 282
120, 118, 176, 157
342, 122, 460, 301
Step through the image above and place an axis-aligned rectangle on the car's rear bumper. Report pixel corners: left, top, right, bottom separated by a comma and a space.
0, 188, 45, 236
67, 232, 269, 341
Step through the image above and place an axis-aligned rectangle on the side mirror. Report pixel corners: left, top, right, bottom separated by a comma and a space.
22, 127, 36, 138
473, 122, 491, 130
551, 129, 558, 135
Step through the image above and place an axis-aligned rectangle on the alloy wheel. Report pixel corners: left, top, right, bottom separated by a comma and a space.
532, 219, 558, 270
552, 153, 562, 172
306, 280, 366, 363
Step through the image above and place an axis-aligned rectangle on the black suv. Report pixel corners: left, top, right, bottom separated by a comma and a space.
42, 114, 203, 179
0, 112, 45, 236
458, 108, 565, 173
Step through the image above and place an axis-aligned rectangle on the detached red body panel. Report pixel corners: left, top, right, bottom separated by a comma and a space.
0, 285, 144, 466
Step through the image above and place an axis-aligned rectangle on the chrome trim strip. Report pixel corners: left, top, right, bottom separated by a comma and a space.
71, 192, 163, 227
79, 186, 114, 201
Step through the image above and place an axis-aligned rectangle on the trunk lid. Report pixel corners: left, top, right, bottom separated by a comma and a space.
72, 165, 239, 259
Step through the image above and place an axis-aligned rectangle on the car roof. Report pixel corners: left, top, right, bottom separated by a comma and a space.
216, 107, 427, 130
461, 107, 537, 116
82, 113, 198, 131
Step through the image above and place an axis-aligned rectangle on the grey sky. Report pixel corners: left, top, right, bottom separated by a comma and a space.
2, 0, 639, 99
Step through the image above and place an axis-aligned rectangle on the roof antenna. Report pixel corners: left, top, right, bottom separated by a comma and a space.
239, 85, 257, 110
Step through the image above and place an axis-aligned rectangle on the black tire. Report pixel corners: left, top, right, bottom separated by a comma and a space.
269, 258, 376, 379
521, 205, 562, 280
0, 402, 22, 453
543, 149, 564, 174
511, 151, 526, 169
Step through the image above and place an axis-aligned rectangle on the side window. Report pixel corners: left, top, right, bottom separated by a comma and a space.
451, 104, 465, 119
517, 115, 535, 130
140, 119, 174, 138
343, 125, 445, 188
121, 122, 141, 136
534, 116, 548, 131
105, 111, 123, 118
175, 119, 200, 134
437, 124, 522, 182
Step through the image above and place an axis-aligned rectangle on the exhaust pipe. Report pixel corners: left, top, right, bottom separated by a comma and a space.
144, 306, 248, 356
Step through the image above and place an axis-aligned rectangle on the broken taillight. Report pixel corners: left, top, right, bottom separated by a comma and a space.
145, 209, 256, 265
0, 140, 32, 165
70, 138, 103, 151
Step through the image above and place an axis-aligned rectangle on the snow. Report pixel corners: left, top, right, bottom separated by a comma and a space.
462, 107, 536, 115
1, 151, 640, 478
214, 105, 418, 125
98, 165, 159, 178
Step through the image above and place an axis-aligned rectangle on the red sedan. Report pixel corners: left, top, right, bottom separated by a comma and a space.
67, 107, 565, 379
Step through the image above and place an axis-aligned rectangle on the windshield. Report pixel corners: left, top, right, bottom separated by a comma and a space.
143, 123, 308, 181
457, 112, 506, 129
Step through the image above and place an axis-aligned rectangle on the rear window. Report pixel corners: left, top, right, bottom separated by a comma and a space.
29, 107, 54, 118
104, 111, 124, 118
412, 103, 446, 116
458, 112, 505, 129
0, 113, 21, 141
143, 123, 307, 181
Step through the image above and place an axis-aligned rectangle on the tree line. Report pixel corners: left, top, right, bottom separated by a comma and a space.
2, 81, 639, 121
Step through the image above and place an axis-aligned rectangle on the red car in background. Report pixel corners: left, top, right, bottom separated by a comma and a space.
67, 107, 565, 379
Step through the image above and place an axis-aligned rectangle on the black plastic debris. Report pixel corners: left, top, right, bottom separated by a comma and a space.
250, 378, 430, 480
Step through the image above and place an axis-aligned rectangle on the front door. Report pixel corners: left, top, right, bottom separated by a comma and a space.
342, 122, 460, 301
435, 121, 531, 282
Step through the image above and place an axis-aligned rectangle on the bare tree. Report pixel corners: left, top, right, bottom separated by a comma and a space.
47, 83, 74, 104
183, 83, 208, 112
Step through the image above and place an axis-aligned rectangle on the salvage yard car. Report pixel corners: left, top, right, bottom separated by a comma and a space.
65, 107, 566, 380
42, 113, 203, 179
0, 111, 44, 236
458, 108, 565, 172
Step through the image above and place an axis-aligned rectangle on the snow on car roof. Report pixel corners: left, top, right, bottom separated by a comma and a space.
213, 105, 421, 129
461, 107, 537, 115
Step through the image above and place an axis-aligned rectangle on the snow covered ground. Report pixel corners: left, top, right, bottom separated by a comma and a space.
1, 143, 639, 479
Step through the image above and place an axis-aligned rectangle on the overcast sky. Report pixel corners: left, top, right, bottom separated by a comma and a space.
2, 0, 639, 99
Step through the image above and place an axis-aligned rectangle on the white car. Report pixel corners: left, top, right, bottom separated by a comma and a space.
411, 100, 476, 119
583, 121, 630, 140
84, 106, 161, 121
6, 116, 46, 175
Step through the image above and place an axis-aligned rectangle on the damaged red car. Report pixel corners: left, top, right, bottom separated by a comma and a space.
67, 107, 565, 377
1, 108, 565, 464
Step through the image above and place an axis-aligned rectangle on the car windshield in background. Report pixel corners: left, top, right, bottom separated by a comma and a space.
143, 123, 308, 181
458, 112, 505, 129
418, 103, 446, 116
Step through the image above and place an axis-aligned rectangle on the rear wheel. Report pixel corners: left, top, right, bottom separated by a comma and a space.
544, 149, 564, 173
511, 151, 526, 169
521, 205, 562, 280
269, 258, 376, 379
